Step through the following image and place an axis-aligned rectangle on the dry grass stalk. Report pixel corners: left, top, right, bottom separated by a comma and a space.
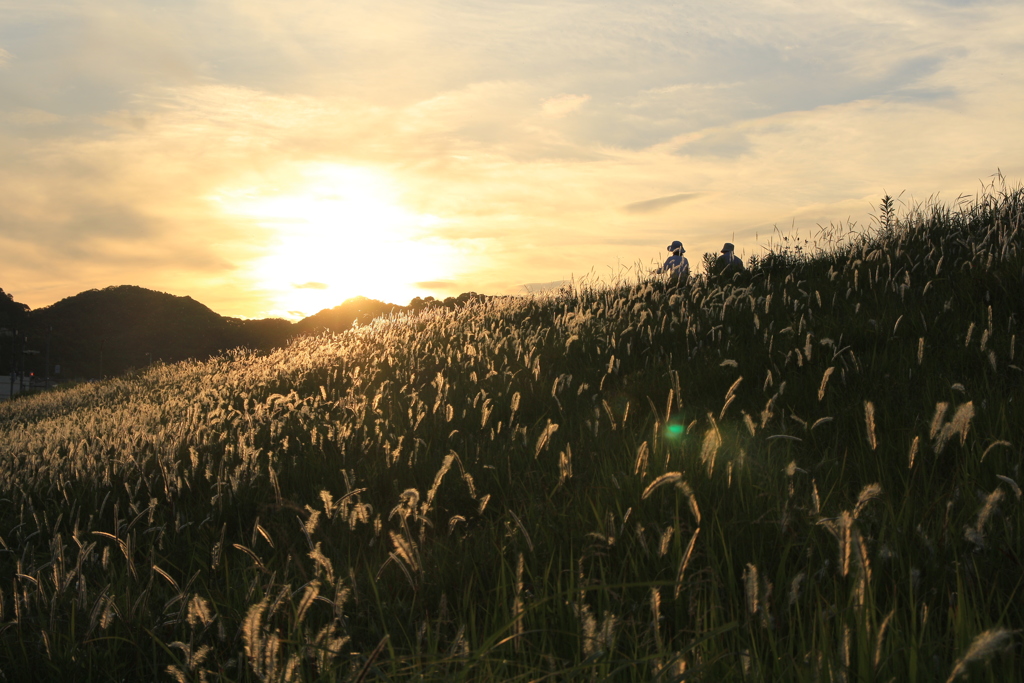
642, 472, 683, 499
650, 587, 662, 649
788, 572, 805, 607
658, 527, 674, 557
815, 368, 831, 401
700, 415, 722, 477
996, 475, 1022, 500
559, 445, 573, 483
981, 440, 1012, 462
512, 553, 525, 651
534, 420, 559, 458
934, 402, 975, 454
874, 609, 895, 669
679, 480, 702, 526
853, 483, 882, 519
674, 528, 700, 598
719, 377, 743, 420
743, 564, 759, 615
863, 401, 877, 451
634, 440, 649, 477
946, 629, 1016, 682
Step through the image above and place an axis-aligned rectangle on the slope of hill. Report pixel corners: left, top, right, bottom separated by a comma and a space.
291, 295, 404, 336
2, 286, 491, 381
1, 182, 1023, 680
24, 285, 241, 378
0, 289, 30, 384
0, 287, 29, 327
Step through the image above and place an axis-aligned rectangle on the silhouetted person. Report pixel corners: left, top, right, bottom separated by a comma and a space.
657, 240, 690, 286
712, 242, 745, 282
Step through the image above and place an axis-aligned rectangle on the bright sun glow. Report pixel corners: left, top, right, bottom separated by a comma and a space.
212, 164, 457, 319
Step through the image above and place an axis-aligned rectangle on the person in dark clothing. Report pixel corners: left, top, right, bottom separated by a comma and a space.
658, 240, 690, 286
712, 242, 745, 282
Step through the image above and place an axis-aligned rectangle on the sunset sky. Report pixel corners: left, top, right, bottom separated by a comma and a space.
2, 0, 1022, 320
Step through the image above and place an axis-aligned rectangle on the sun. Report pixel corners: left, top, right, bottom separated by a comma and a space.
212, 164, 455, 318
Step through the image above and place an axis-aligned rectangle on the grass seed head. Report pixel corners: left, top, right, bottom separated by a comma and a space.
743, 563, 760, 615
674, 528, 700, 598
930, 403, 951, 440
700, 415, 722, 477
946, 629, 1017, 683
996, 475, 1022, 500
863, 401, 877, 451
818, 367, 835, 402
642, 472, 683, 499
658, 527, 674, 557
854, 483, 882, 519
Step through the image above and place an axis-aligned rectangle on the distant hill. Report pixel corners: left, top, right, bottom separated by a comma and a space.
18, 286, 266, 379
0, 285, 490, 381
0, 288, 29, 328
292, 292, 488, 336
292, 296, 404, 336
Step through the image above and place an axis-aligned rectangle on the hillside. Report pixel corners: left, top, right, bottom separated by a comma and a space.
3, 288, 399, 380
1, 181, 1023, 681
2, 286, 492, 381
0, 287, 29, 328
22, 285, 241, 378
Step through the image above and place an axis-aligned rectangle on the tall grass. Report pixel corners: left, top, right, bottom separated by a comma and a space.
1, 177, 1023, 681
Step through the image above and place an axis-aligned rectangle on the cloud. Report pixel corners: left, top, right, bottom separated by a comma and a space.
0, 108, 64, 126
294, 282, 329, 290
624, 192, 702, 214
542, 94, 590, 118
0, 47, 11, 68
414, 281, 459, 291
674, 130, 751, 158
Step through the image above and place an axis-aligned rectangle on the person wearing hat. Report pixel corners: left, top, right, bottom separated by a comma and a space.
658, 240, 690, 286
712, 242, 745, 282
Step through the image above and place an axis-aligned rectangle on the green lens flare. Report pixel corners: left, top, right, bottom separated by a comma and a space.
666, 424, 686, 437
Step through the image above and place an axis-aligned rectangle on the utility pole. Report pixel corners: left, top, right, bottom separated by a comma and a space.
45, 326, 52, 390
8, 329, 17, 399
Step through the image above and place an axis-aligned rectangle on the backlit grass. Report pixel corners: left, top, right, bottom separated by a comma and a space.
1, 178, 1023, 681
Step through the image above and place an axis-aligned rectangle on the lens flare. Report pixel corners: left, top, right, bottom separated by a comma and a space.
665, 422, 687, 440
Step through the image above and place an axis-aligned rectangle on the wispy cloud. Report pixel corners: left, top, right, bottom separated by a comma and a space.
624, 193, 703, 214
0, 107, 64, 126
674, 130, 751, 158
542, 94, 590, 118
294, 282, 329, 290
414, 281, 459, 291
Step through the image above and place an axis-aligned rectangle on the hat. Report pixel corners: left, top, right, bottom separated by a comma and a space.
721, 242, 735, 253
667, 240, 685, 253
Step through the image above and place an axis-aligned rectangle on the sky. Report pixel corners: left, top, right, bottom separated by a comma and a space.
1, 0, 1022, 320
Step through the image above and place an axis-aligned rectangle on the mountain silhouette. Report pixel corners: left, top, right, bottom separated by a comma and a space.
293, 296, 403, 336
0, 285, 489, 382
0, 288, 29, 328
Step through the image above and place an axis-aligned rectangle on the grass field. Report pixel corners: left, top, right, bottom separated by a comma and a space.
2, 178, 1023, 681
